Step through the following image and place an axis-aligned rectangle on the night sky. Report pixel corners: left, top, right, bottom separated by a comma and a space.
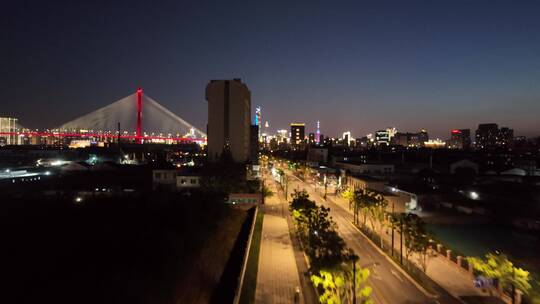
2, 0, 540, 139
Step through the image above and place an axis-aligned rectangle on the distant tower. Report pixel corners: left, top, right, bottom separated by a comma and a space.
316, 120, 321, 143
255, 106, 262, 140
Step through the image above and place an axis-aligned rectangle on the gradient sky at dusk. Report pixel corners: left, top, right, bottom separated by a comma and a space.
2, 0, 540, 139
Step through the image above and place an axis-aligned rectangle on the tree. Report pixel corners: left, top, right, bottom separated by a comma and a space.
290, 190, 347, 270
401, 213, 426, 261
261, 184, 273, 198
468, 253, 532, 300
290, 190, 316, 214
343, 249, 373, 304
342, 187, 355, 212
416, 235, 433, 273
290, 190, 317, 247
351, 190, 367, 226
311, 270, 346, 304
391, 213, 431, 269
311, 263, 372, 304
309, 206, 346, 269
363, 191, 387, 248
388, 213, 400, 258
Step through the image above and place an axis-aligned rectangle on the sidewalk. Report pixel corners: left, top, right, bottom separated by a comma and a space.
325, 190, 485, 299
255, 179, 304, 304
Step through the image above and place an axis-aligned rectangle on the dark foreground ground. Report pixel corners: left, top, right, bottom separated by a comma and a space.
1, 192, 249, 304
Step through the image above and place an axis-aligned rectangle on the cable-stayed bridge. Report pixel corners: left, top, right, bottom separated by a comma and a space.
1, 88, 206, 144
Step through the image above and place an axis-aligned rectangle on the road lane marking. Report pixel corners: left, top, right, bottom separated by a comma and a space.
391, 269, 404, 282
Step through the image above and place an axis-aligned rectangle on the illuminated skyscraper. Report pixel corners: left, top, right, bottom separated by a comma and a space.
0, 117, 19, 145
255, 106, 262, 141
308, 133, 315, 144
448, 129, 471, 149
290, 123, 305, 145
316, 120, 321, 143
475, 123, 498, 150
342, 131, 352, 146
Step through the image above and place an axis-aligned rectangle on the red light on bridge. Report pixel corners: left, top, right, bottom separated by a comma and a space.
136, 88, 143, 144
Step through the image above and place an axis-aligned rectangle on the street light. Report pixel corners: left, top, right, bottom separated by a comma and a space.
323, 173, 328, 200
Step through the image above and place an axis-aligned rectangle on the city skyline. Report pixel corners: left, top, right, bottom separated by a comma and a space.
2, 1, 540, 139
3, 2, 540, 303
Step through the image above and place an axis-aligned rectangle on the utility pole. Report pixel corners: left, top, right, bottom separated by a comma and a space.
323, 173, 327, 200
352, 258, 358, 304
391, 203, 395, 257
353, 197, 358, 225
284, 175, 288, 200
400, 216, 403, 265
512, 266, 515, 304
262, 178, 265, 205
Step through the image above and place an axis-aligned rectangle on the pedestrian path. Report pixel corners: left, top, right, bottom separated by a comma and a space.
255, 179, 303, 304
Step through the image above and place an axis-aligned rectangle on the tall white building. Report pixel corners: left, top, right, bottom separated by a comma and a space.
0, 117, 19, 145
342, 131, 352, 146
206, 79, 251, 162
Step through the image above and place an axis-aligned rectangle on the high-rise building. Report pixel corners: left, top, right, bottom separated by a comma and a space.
290, 123, 305, 145
390, 130, 428, 147
206, 79, 251, 162
254, 106, 262, 141
392, 133, 409, 146
276, 129, 288, 143
498, 127, 514, 148
418, 129, 429, 145
249, 125, 259, 163
386, 127, 397, 140
448, 129, 471, 149
342, 131, 352, 146
308, 132, 315, 144
475, 123, 499, 150
0, 117, 19, 145
316, 120, 321, 143
375, 130, 390, 146
460, 129, 471, 149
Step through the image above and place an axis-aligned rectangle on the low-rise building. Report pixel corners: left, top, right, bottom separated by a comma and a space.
152, 169, 177, 189
226, 193, 262, 204
152, 167, 202, 190
307, 147, 328, 164
176, 174, 201, 188
345, 175, 386, 193
335, 161, 394, 175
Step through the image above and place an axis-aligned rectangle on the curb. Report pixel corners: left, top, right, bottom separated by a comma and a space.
233, 206, 259, 304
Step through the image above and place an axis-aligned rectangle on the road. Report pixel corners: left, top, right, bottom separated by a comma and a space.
282, 169, 461, 304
